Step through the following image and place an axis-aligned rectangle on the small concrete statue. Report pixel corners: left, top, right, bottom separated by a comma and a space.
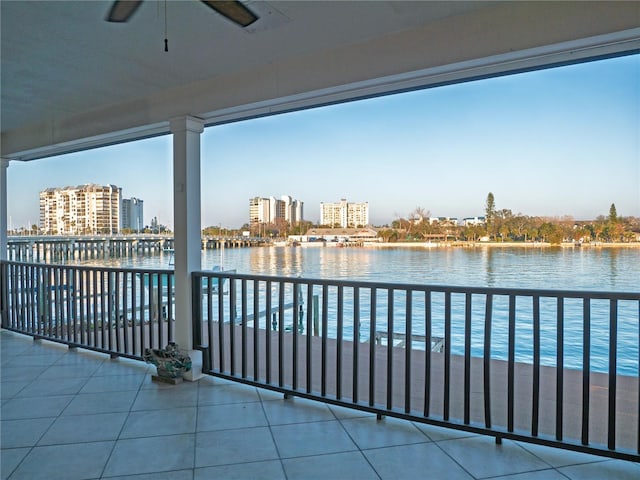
144, 342, 192, 384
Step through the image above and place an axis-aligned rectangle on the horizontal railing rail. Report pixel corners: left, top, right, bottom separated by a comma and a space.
192, 270, 640, 462
1, 260, 174, 360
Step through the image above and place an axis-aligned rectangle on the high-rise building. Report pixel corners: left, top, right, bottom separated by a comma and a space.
280, 195, 304, 224
121, 197, 144, 231
320, 199, 369, 228
249, 195, 304, 226
39, 184, 121, 235
249, 197, 271, 225
292, 199, 304, 224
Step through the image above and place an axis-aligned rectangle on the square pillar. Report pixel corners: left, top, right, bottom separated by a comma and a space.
170, 116, 204, 381
0, 159, 8, 261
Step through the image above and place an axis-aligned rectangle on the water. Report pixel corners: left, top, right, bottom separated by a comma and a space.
232, 246, 639, 291
78, 245, 640, 375
87, 244, 639, 290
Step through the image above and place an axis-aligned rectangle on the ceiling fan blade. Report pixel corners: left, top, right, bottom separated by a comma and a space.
106, 0, 144, 23
201, 1, 258, 27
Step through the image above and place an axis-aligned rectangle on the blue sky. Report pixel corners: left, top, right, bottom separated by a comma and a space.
7, 53, 639, 230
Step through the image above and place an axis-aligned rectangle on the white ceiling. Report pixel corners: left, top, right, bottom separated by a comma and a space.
2, 1, 639, 161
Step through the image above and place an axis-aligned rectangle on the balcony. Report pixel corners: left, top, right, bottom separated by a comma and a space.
2, 261, 639, 478
2, 329, 639, 479
3, 4, 640, 476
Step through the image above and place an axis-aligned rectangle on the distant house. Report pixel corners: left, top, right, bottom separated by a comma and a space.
428, 217, 458, 227
289, 227, 379, 244
462, 216, 486, 227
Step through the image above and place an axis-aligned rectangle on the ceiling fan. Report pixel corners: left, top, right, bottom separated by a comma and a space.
106, 0, 258, 28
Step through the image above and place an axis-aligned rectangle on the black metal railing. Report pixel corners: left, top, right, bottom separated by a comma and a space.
1, 259, 638, 461
1, 260, 174, 359
192, 270, 640, 462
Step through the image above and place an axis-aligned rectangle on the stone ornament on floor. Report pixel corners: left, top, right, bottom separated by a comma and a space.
144, 342, 192, 384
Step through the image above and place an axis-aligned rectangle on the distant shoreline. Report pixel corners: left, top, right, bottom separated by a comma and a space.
363, 241, 640, 249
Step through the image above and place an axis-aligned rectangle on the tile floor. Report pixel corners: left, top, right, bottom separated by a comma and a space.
2, 329, 639, 480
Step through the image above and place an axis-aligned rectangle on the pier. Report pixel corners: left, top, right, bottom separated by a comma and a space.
5, 235, 267, 262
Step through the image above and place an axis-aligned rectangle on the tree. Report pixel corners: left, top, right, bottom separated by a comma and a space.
576, 225, 590, 242
610, 222, 625, 242
538, 222, 554, 242
273, 218, 289, 237
525, 225, 539, 242
537, 222, 563, 244
290, 220, 313, 235
548, 226, 564, 245
409, 206, 430, 223
609, 203, 618, 223
378, 228, 397, 243
393, 215, 414, 237
591, 222, 605, 242
499, 224, 510, 242
463, 224, 485, 242
416, 218, 441, 241
485, 193, 496, 239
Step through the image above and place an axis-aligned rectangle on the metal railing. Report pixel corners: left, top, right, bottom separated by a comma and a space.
1, 260, 638, 461
192, 270, 640, 462
1, 260, 174, 359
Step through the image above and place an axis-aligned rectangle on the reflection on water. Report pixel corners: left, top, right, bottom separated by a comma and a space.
72, 247, 640, 292
83, 245, 639, 292
76, 246, 639, 375
239, 246, 640, 376
221, 246, 640, 292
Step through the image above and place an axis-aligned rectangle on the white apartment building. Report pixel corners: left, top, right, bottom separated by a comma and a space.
320, 199, 369, 228
249, 197, 271, 225
121, 197, 144, 231
39, 184, 121, 235
280, 195, 304, 224
249, 195, 304, 225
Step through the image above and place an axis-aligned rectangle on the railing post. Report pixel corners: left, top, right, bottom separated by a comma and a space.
608, 299, 618, 451
191, 273, 203, 349
582, 298, 591, 446
0, 159, 8, 263
313, 294, 319, 335
0, 261, 7, 327
556, 297, 564, 441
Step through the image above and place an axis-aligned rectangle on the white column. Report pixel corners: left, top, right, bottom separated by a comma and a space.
170, 116, 204, 381
0, 158, 9, 261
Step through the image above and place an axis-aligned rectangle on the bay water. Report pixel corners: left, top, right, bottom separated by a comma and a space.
81, 245, 640, 375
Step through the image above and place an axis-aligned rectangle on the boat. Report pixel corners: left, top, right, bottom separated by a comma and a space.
164, 247, 175, 266
207, 241, 235, 293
